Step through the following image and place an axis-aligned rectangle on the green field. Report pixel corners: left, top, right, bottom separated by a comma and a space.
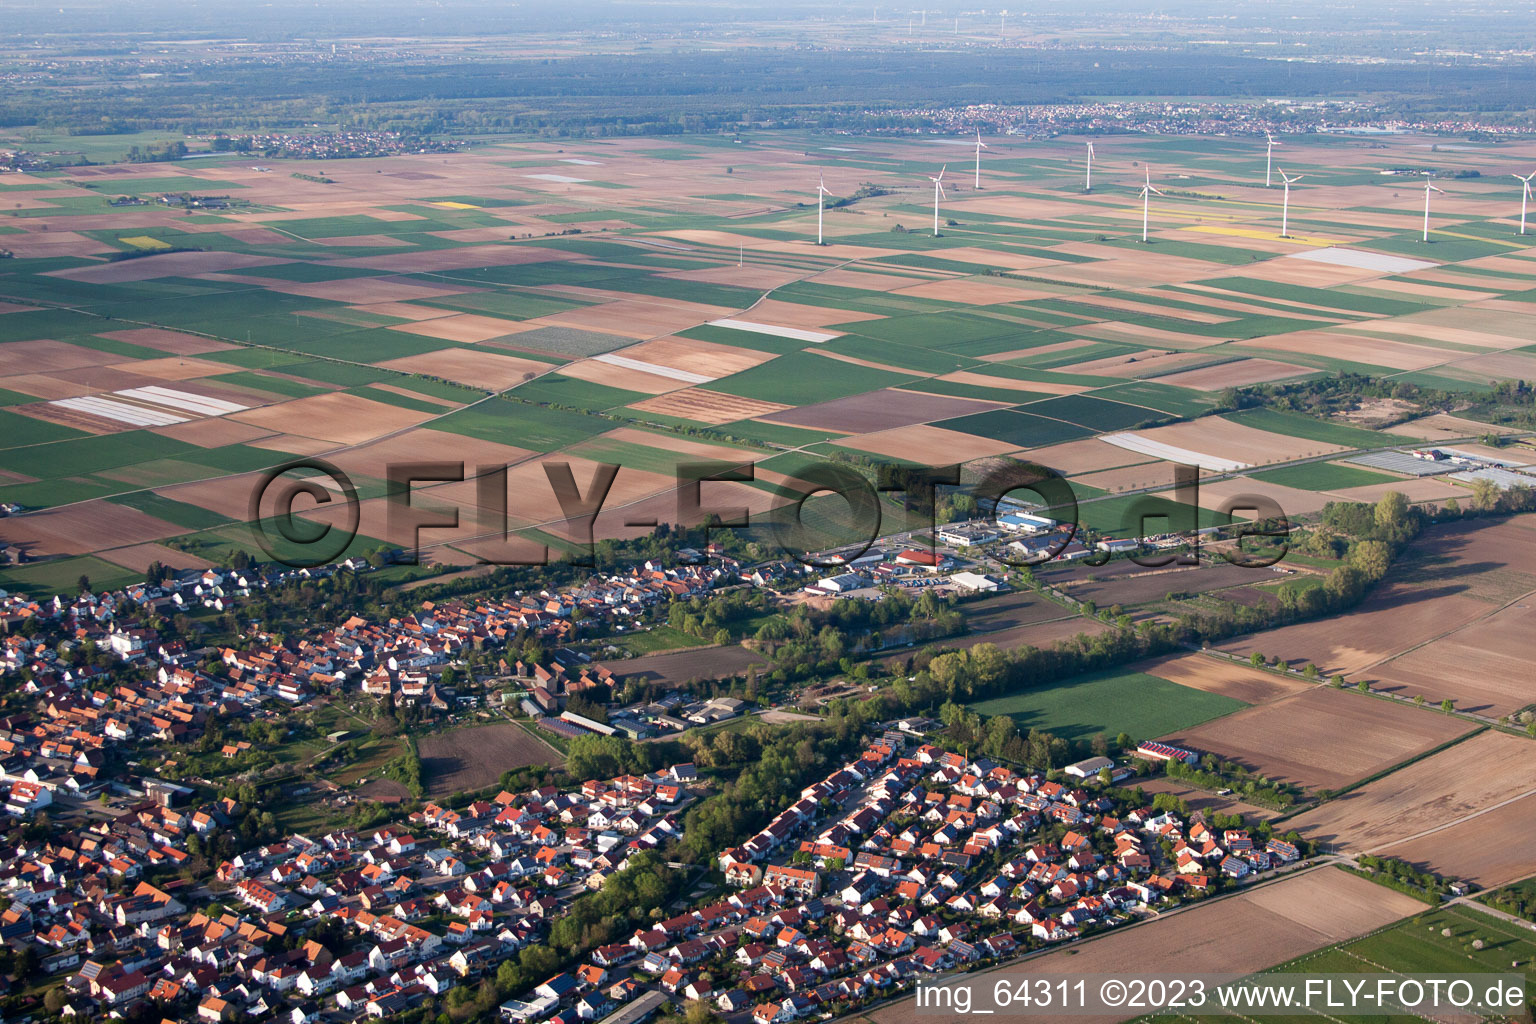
710, 351, 919, 405
433, 397, 611, 451
968, 664, 1247, 743
936, 408, 1096, 447
1223, 408, 1414, 449
0, 555, 143, 598
1250, 461, 1404, 491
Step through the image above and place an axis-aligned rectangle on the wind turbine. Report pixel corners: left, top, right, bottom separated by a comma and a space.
1422, 178, 1446, 243
1084, 141, 1095, 192
1277, 168, 1303, 238
1138, 166, 1164, 243
929, 165, 947, 237
1265, 132, 1280, 188
816, 174, 832, 245
1513, 171, 1535, 235
973, 130, 988, 189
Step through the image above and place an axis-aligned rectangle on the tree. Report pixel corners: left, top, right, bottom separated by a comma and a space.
1356, 679, 1370, 694
1250, 651, 1265, 668
1098, 766, 1114, 786
77, 573, 92, 594
1373, 490, 1410, 537
1470, 476, 1500, 512
1349, 539, 1391, 581
1414, 694, 1426, 707
1331, 674, 1346, 689
1440, 698, 1454, 713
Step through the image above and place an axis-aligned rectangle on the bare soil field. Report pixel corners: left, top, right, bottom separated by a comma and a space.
889, 278, 1047, 304
531, 296, 732, 339
255, 275, 472, 305
112, 356, 245, 381
1364, 600, 1536, 716
97, 541, 217, 573
1058, 560, 1260, 607
1076, 320, 1229, 350
2, 502, 186, 558
1218, 581, 1491, 677
1378, 514, 1536, 603
1391, 413, 1519, 441
387, 313, 532, 343
832, 423, 1020, 462
599, 643, 769, 685
1142, 653, 1310, 704
1029, 438, 1156, 475
760, 388, 1004, 433
378, 347, 553, 390
1327, 477, 1466, 505
419, 722, 564, 796
1157, 357, 1313, 390
1236, 331, 1450, 371
1070, 294, 1235, 323
1181, 474, 1335, 516
627, 388, 791, 424
0, 339, 122, 376
47, 250, 287, 283
618, 335, 775, 377
962, 590, 1087, 633
328, 244, 581, 273
1377, 791, 1536, 887
953, 613, 1111, 654
935, 370, 1088, 395
97, 328, 238, 355
736, 297, 882, 328
149, 418, 278, 448
1057, 349, 1206, 378
230, 391, 436, 445
1071, 462, 1195, 494
1159, 686, 1474, 791
869, 869, 1423, 1024
558, 356, 690, 393
1287, 731, 1536, 857
1125, 417, 1349, 466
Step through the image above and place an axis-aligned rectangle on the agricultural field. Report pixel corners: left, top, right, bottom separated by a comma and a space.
417, 721, 565, 796
1157, 685, 1475, 792
968, 663, 1248, 743
1287, 731, 1536, 886
3, 131, 1535, 589
1219, 514, 1536, 708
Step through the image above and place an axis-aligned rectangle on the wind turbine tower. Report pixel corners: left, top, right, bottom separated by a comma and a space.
1265, 132, 1280, 188
974, 130, 988, 189
929, 165, 947, 237
1422, 179, 1446, 243
816, 174, 832, 245
1084, 141, 1095, 192
1278, 168, 1303, 238
1138, 166, 1164, 243
1514, 171, 1535, 235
